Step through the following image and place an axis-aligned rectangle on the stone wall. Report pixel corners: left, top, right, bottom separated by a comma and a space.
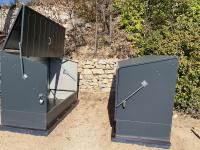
78, 59, 118, 92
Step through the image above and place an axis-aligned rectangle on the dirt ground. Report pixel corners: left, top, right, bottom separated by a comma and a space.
0, 92, 200, 150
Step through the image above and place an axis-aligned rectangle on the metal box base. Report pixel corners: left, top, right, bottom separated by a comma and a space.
112, 135, 171, 149
0, 93, 78, 135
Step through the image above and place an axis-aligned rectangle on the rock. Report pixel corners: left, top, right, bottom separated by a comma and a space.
93, 69, 104, 75
107, 74, 114, 79
173, 114, 178, 119
83, 69, 92, 75
101, 88, 111, 92
95, 64, 104, 69
105, 70, 115, 74
98, 60, 107, 65
83, 65, 93, 69
79, 74, 83, 79
59, 12, 70, 21
99, 75, 107, 79
85, 23, 92, 29
85, 61, 93, 65
105, 64, 113, 69
76, 59, 120, 91
106, 83, 112, 88
84, 74, 93, 80
90, 82, 98, 86
63, 22, 74, 32
99, 83, 107, 88
102, 79, 109, 84
93, 59, 98, 62
72, 18, 85, 27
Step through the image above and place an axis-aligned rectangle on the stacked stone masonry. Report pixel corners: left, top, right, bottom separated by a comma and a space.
78, 59, 118, 92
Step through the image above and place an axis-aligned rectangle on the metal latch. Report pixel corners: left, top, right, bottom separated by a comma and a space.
38, 93, 46, 105
116, 80, 148, 109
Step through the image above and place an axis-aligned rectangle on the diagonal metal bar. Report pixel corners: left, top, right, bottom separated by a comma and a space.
62, 66, 76, 81
116, 80, 148, 108
19, 42, 28, 80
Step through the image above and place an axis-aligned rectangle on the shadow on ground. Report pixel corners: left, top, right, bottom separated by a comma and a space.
107, 75, 116, 138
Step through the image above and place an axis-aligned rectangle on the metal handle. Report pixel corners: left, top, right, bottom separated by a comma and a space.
19, 42, 28, 80
48, 37, 51, 46
116, 80, 148, 109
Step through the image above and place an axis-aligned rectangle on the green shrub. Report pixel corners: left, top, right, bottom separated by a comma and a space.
176, 57, 200, 117
114, 0, 200, 117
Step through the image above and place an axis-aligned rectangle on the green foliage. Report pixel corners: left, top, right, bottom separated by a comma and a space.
176, 57, 200, 117
113, 0, 144, 35
115, 0, 200, 117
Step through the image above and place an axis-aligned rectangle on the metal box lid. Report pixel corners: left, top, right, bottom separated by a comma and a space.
2, 5, 65, 57
118, 55, 177, 68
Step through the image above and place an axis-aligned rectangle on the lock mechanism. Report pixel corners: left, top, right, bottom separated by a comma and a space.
38, 93, 46, 105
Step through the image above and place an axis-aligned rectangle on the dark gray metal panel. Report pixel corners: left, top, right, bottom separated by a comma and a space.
116, 121, 171, 141
116, 59, 178, 124
1, 110, 46, 130
113, 133, 170, 149
47, 92, 77, 128
1, 51, 49, 129
1, 51, 48, 113
115, 56, 178, 143
21, 5, 65, 57
49, 58, 78, 99
3, 5, 65, 57
118, 55, 177, 68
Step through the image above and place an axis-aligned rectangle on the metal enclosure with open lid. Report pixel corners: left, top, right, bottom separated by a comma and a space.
113, 55, 178, 148
0, 5, 78, 134
2, 5, 65, 57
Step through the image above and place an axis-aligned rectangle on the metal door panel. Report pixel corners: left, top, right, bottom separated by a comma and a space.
49, 59, 78, 100
116, 59, 178, 125
1, 52, 48, 113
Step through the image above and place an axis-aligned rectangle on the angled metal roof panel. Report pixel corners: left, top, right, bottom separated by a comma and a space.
3, 5, 65, 57
118, 55, 177, 68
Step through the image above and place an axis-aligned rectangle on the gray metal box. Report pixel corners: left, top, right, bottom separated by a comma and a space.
113, 55, 178, 148
0, 5, 77, 134
0, 51, 78, 131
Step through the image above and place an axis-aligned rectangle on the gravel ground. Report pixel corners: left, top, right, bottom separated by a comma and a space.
0, 92, 200, 150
